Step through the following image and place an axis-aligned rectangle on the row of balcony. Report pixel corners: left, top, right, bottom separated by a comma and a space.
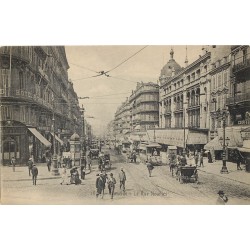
0, 88, 74, 117
232, 58, 250, 73
226, 92, 250, 106
0, 46, 30, 64
133, 108, 159, 114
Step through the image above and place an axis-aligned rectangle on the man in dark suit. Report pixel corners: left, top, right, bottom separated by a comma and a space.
31, 164, 38, 185
96, 173, 105, 198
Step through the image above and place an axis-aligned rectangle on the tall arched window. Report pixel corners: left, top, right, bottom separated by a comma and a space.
19, 71, 24, 90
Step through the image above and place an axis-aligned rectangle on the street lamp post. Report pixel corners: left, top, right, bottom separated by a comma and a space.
51, 111, 59, 176
217, 108, 229, 174
80, 105, 86, 167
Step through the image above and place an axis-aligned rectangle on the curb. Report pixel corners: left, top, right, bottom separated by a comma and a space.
198, 168, 250, 186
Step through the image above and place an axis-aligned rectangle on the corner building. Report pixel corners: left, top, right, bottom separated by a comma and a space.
0, 46, 82, 165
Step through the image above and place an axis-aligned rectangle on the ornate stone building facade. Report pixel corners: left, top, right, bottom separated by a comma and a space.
156, 46, 232, 152
0, 46, 82, 165
113, 82, 159, 137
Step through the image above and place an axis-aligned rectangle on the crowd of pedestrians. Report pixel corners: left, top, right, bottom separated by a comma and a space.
95, 167, 126, 199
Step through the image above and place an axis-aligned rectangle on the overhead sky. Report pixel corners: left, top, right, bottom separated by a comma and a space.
65, 45, 203, 136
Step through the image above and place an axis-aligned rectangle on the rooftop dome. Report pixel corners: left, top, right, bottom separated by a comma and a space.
160, 48, 182, 78
70, 132, 80, 141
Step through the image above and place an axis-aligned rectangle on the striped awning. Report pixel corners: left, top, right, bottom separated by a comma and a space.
50, 132, 64, 145
28, 128, 51, 147
204, 136, 222, 151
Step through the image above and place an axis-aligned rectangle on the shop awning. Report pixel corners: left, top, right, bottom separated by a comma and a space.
204, 136, 222, 151
238, 140, 250, 153
50, 132, 64, 145
28, 128, 51, 147
147, 129, 207, 148
146, 142, 162, 148
187, 131, 208, 145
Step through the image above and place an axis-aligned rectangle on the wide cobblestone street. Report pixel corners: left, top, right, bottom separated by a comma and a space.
1, 149, 250, 205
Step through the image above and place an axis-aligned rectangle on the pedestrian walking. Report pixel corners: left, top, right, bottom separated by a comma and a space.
60, 165, 68, 185
86, 155, 92, 171
126, 151, 130, 163
208, 150, 212, 163
199, 153, 204, 167
11, 156, 16, 172
31, 164, 38, 185
107, 173, 116, 199
180, 154, 187, 166
47, 158, 51, 172
133, 152, 137, 163
146, 160, 154, 177
119, 167, 126, 192
216, 190, 228, 205
96, 173, 105, 198
58, 155, 62, 168
194, 153, 199, 167
80, 156, 86, 179
235, 152, 242, 170
27, 158, 33, 176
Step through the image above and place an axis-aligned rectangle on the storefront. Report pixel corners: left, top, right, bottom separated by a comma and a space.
238, 127, 250, 172
147, 128, 208, 155
27, 127, 52, 163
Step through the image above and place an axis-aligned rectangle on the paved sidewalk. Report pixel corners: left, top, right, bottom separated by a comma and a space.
137, 156, 250, 186
1, 162, 91, 181
196, 158, 250, 186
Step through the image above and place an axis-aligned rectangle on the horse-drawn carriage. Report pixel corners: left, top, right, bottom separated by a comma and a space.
98, 153, 112, 170
176, 165, 198, 184
89, 148, 99, 159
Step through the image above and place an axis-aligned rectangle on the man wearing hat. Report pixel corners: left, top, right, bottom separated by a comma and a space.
216, 190, 228, 205
119, 167, 126, 192
27, 158, 33, 176
31, 164, 38, 185
96, 173, 105, 198
107, 173, 116, 199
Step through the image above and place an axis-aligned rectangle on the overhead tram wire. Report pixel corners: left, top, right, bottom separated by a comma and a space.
70, 45, 149, 81
106, 45, 149, 73
109, 76, 138, 84
89, 92, 131, 98
69, 62, 99, 73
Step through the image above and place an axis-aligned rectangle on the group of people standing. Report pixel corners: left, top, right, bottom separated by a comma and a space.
96, 167, 126, 199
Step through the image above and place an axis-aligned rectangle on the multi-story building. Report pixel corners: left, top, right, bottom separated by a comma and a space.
0, 46, 82, 165
226, 45, 250, 156
155, 48, 212, 152
129, 82, 159, 131
209, 47, 232, 140
114, 100, 131, 137
113, 82, 159, 138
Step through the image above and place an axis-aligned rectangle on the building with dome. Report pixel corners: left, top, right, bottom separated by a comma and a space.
147, 47, 212, 153
159, 48, 183, 83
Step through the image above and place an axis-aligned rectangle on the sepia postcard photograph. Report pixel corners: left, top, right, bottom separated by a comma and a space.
1, 3, 249, 250
1, 45, 250, 205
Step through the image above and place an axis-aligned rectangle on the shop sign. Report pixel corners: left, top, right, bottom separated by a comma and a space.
237, 111, 250, 125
